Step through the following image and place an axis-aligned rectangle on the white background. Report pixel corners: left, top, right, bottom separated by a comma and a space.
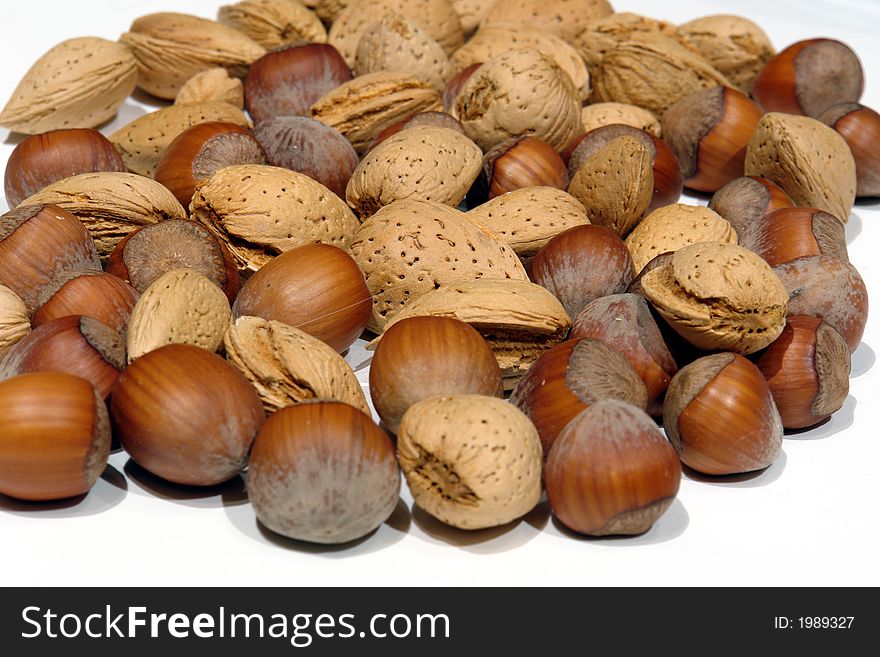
1, 0, 878, 587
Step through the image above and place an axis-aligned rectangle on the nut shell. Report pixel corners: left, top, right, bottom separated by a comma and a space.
580, 103, 662, 137
469, 136, 569, 205
32, 270, 140, 334
175, 68, 244, 108
740, 208, 848, 267
708, 176, 794, 235
218, 0, 327, 50
0, 286, 29, 359
820, 103, 880, 197
481, 0, 613, 45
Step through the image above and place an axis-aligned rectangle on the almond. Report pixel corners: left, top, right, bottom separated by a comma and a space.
580, 103, 662, 137
0, 286, 30, 359
175, 68, 245, 108
218, 0, 327, 50
481, 0, 614, 45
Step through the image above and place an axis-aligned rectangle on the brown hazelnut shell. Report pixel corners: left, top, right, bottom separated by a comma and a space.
468, 136, 568, 206
708, 175, 794, 235
740, 207, 848, 267
32, 270, 139, 333
820, 103, 880, 197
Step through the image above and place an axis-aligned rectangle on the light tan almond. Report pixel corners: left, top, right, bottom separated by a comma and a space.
581, 102, 662, 137
0, 286, 30, 359
450, 0, 493, 36
175, 68, 245, 108
481, 0, 613, 45
218, 0, 327, 50
302, 0, 349, 23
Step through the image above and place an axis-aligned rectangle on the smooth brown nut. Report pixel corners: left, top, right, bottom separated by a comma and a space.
481, 0, 613, 45
452, 48, 582, 152
468, 137, 569, 207
708, 176, 794, 235
397, 394, 542, 530
154, 121, 266, 209
367, 111, 465, 153
0, 316, 124, 400
190, 164, 360, 274
664, 353, 783, 475
510, 337, 649, 455
345, 126, 482, 217
745, 112, 857, 223
0, 372, 110, 501
624, 204, 737, 274
529, 224, 634, 319
369, 315, 502, 434
312, 71, 443, 153
752, 38, 863, 118
218, 0, 327, 50
772, 255, 868, 353
0, 286, 29, 359
0, 38, 136, 134
175, 68, 245, 108
355, 15, 453, 91
245, 44, 353, 123
820, 103, 880, 197
110, 101, 251, 178
4, 130, 126, 208
106, 220, 240, 303
32, 270, 139, 334
126, 269, 232, 362
641, 242, 788, 354
0, 204, 101, 312
120, 12, 266, 100
740, 208, 848, 267
225, 316, 370, 414
580, 103, 662, 137
111, 344, 265, 486
545, 399, 681, 536
232, 243, 371, 353
678, 15, 775, 92
570, 294, 677, 414
347, 199, 528, 332
755, 316, 850, 430
591, 33, 729, 116
466, 187, 589, 260
253, 116, 358, 200
248, 400, 399, 544
662, 86, 764, 193
20, 172, 188, 261
372, 279, 570, 391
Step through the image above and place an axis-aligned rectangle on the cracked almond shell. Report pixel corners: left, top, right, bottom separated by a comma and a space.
0, 286, 30, 359
175, 68, 245, 108
218, 0, 327, 50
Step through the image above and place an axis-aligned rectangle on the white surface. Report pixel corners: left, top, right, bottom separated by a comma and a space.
1, 0, 879, 587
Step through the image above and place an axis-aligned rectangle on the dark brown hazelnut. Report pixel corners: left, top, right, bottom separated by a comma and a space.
820, 102, 880, 197
740, 207, 848, 267
32, 270, 139, 333
708, 175, 794, 235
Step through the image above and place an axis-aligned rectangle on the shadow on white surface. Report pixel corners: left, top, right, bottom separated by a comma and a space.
549, 498, 690, 547
2, 130, 27, 147
846, 211, 864, 244
850, 342, 875, 378
0, 464, 127, 517
683, 449, 788, 488
123, 459, 248, 508
784, 394, 857, 440
222, 498, 411, 558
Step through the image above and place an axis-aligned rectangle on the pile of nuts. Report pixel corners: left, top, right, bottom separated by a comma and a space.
0, 0, 873, 543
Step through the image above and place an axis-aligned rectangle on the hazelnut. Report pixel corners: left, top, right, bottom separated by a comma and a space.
467, 137, 569, 207
253, 116, 359, 199
106, 220, 240, 303
367, 111, 465, 153
397, 394, 543, 530
708, 176, 794, 235
545, 400, 681, 536
369, 316, 503, 434
740, 208, 848, 267
249, 400, 399, 544
529, 224, 635, 320
232, 243, 371, 353
245, 43, 353, 123
510, 338, 648, 455
442, 62, 480, 111
570, 294, 678, 415
820, 103, 880, 197
4, 129, 125, 208
772, 255, 868, 353
111, 344, 265, 486
0, 286, 30, 359
752, 38, 864, 118
755, 316, 850, 430
664, 353, 783, 475
32, 270, 140, 334
662, 86, 764, 193
0, 372, 110, 501
154, 121, 266, 208
0, 204, 101, 313
0, 316, 124, 400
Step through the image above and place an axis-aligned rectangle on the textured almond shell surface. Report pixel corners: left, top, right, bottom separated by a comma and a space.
745, 113, 857, 223
450, 0, 493, 35
452, 48, 582, 152
580, 103, 662, 137
311, 72, 443, 153
218, 0, 327, 50
625, 204, 737, 273
346, 127, 482, 217
120, 12, 266, 99
191, 164, 360, 274
481, 0, 614, 45
466, 186, 590, 258
0, 286, 30, 359
224, 316, 369, 414
641, 242, 787, 354
0, 37, 137, 135
110, 101, 250, 177
126, 269, 232, 362
347, 199, 528, 332
397, 394, 543, 530
20, 172, 187, 260
174, 68, 245, 108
